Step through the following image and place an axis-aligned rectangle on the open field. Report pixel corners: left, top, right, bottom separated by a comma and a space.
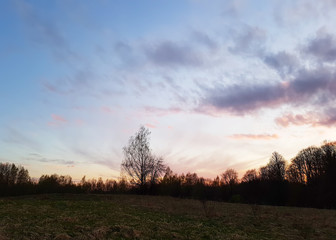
0, 194, 335, 240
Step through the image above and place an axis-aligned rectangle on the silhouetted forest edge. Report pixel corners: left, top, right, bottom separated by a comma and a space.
1, 141, 336, 209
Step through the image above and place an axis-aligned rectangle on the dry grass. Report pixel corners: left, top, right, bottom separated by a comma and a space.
0, 194, 335, 239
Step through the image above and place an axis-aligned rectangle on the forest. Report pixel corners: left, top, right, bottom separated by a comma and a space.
1, 127, 335, 209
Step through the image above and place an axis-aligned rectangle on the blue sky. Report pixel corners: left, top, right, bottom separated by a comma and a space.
1, 0, 336, 180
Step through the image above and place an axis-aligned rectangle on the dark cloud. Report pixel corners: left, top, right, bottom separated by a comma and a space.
144, 41, 202, 67
201, 82, 286, 114
199, 28, 336, 116
199, 67, 336, 115
290, 68, 333, 96
304, 33, 336, 62
320, 108, 336, 126
263, 51, 299, 77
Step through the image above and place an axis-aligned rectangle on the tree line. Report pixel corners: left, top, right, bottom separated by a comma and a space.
1, 127, 335, 209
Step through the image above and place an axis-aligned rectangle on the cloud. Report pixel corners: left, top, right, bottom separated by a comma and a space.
2, 127, 40, 150
221, 0, 245, 18
71, 147, 118, 169
48, 114, 67, 126
26, 153, 75, 165
289, 68, 335, 97
275, 113, 314, 127
191, 31, 218, 50
113, 41, 140, 68
200, 82, 287, 115
14, 0, 77, 62
276, 108, 336, 127
229, 134, 278, 140
43, 68, 97, 95
144, 41, 203, 67
228, 24, 266, 56
52, 114, 67, 122
198, 57, 336, 115
101, 107, 113, 114
304, 32, 336, 62
145, 123, 156, 129
274, 1, 336, 27
263, 51, 299, 77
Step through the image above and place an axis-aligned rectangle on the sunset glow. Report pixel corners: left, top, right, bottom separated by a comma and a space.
1, 0, 336, 180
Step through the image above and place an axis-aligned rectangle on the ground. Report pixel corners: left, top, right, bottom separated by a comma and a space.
0, 194, 335, 239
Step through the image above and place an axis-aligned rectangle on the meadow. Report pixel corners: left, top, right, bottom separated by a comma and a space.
0, 194, 335, 240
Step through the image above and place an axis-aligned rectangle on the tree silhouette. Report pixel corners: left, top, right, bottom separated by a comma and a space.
121, 126, 165, 188
242, 169, 258, 183
287, 146, 324, 184
221, 168, 238, 186
260, 152, 286, 181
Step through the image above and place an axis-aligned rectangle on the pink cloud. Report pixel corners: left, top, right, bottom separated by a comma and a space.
101, 106, 113, 114
145, 123, 156, 128
52, 114, 67, 122
275, 113, 313, 127
48, 114, 68, 127
229, 133, 279, 140
275, 111, 336, 127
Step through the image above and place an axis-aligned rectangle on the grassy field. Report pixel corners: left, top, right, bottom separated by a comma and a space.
0, 194, 335, 240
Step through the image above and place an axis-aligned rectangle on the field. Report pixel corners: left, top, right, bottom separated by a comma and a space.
0, 194, 335, 240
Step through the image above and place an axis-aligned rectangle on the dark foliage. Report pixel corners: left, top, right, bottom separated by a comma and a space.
1, 142, 336, 209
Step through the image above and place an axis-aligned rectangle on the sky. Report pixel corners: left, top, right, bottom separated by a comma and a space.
1, 0, 336, 180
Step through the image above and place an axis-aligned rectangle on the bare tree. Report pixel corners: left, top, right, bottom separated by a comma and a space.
221, 168, 238, 186
242, 169, 258, 182
121, 126, 165, 187
260, 152, 286, 181
287, 145, 333, 184
149, 155, 166, 184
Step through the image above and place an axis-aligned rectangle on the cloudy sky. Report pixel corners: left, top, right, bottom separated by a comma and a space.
1, 0, 336, 180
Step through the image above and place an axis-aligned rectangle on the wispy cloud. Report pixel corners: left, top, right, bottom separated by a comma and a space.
2, 127, 40, 150
229, 134, 278, 140
145, 123, 156, 129
71, 147, 119, 170
48, 114, 67, 126
26, 153, 75, 165
14, 0, 77, 62
52, 114, 67, 122
144, 40, 203, 67
101, 107, 114, 114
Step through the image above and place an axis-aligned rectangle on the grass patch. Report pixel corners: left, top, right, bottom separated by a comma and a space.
0, 194, 335, 239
